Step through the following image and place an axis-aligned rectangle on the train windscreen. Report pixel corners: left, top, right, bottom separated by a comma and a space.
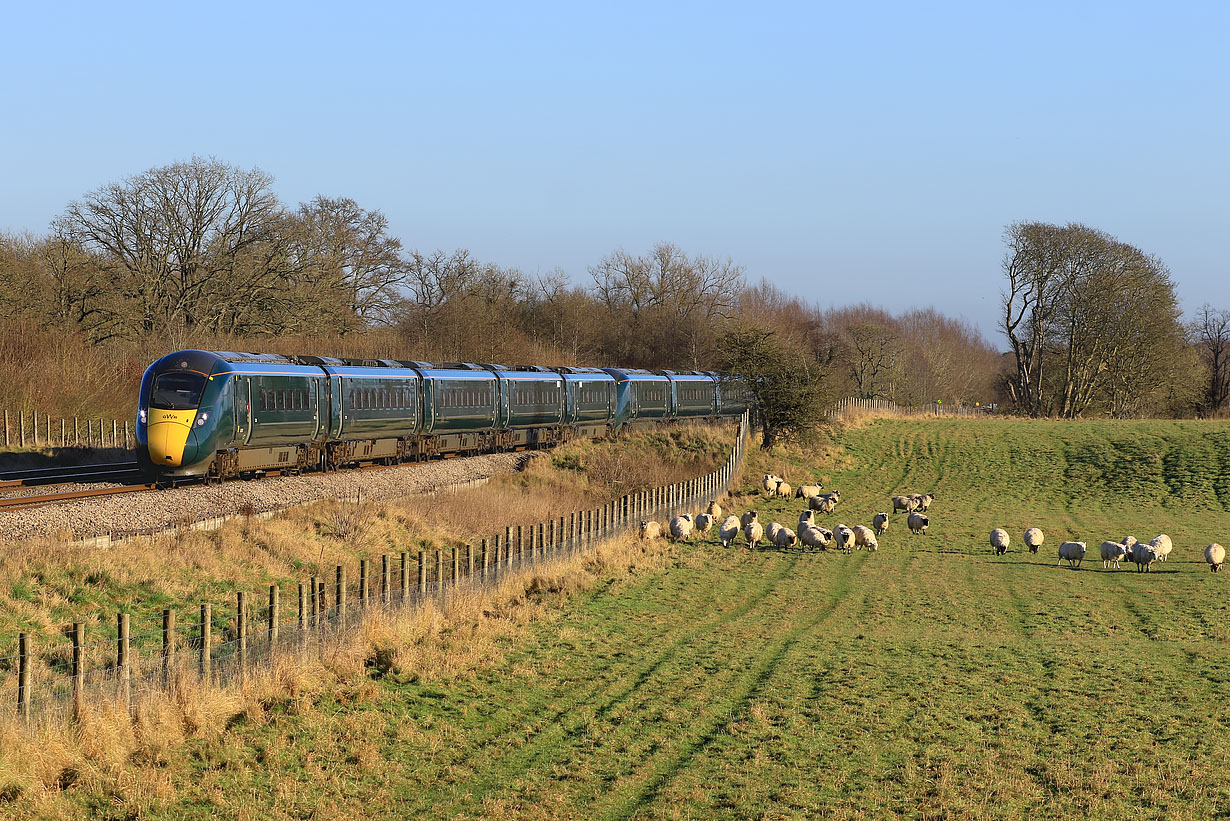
150, 372, 207, 410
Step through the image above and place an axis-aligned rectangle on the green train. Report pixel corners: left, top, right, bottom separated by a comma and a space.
137, 351, 751, 481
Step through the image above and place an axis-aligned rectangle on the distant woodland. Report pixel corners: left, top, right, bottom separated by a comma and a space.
0, 158, 1225, 421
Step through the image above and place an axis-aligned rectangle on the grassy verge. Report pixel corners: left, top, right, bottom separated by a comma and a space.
7, 417, 1230, 818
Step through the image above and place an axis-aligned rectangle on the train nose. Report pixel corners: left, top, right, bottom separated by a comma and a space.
147, 409, 198, 467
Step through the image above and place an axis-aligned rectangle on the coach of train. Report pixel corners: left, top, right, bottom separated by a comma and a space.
136, 350, 751, 481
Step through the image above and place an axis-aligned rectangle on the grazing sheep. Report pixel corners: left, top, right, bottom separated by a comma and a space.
744, 520, 764, 549
1150, 534, 1173, 562
872, 512, 889, 535
834, 525, 855, 554
1058, 541, 1087, 568
718, 516, 741, 547
1024, 527, 1044, 554
853, 525, 878, 551
705, 500, 723, 520
808, 495, 838, 514
694, 513, 714, 536
1205, 543, 1225, 572
669, 514, 695, 541
798, 509, 815, 527
990, 528, 1010, 555
762, 474, 781, 494
740, 510, 759, 529
640, 521, 662, 541
892, 495, 919, 514
1129, 541, 1159, 572
795, 484, 823, 500
1122, 535, 1138, 549
775, 482, 793, 498
916, 494, 934, 512
1099, 540, 1128, 569
766, 522, 784, 544
799, 525, 830, 550
907, 512, 929, 535
774, 526, 798, 548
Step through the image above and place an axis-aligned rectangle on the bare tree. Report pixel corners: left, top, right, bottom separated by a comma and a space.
1194, 304, 1230, 415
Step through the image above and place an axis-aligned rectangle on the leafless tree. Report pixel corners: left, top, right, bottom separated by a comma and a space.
1194, 304, 1230, 415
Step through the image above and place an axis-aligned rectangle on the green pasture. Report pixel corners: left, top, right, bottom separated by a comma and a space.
87, 419, 1230, 818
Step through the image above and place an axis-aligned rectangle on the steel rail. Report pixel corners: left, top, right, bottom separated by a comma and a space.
0, 484, 156, 512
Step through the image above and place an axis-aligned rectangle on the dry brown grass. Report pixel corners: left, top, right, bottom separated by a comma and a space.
0, 530, 675, 815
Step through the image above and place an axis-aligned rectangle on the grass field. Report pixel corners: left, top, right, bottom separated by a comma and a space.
21, 417, 1230, 819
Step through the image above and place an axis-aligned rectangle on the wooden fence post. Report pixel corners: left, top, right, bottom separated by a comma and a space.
418, 550, 427, 592
451, 546, 459, 583
310, 575, 319, 629
400, 551, 409, 603
435, 549, 444, 589
3, 409, 8, 447
336, 566, 346, 628
359, 559, 369, 609
481, 539, 489, 577
162, 608, 175, 689
269, 585, 279, 645
118, 612, 131, 712
72, 622, 84, 722
382, 554, 390, 604
297, 583, 306, 642
466, 543, 474, 577
237, 592, 247, 671
18, 633, 31, 718
516, 526, 523, 566
200, 603, 211, 680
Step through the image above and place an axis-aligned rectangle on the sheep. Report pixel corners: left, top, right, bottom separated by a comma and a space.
774, 526, 798, 548
762, 474, 781, 494
740, 510, 758, 529
1024, 527, 1044, 554
872, 512, 889, 535
990, 528, 1010, 555
853, 525, 878, 551
892, 495, 919, 514
1058, 541, 1086, 568
834, 524, 855, 554
1150, 534, 1173, 562
766, 522, 784, 544
705, 500, 723, 520
1122, 535, 1138, 550
808, 495, 838, 514
743, 520, 764, 549
798, 509, 815, 528
640, 520, 662, 541
1205, 543, 1225, 572
907, 512, 929, 535
718, 516, 741, 547
799, 525, 830, 550
916, 493, 934, 512
795, 484, 823, 500
1129, 541, 1158, 572
1099, 540, 1128, 569
669, 514, 694, 541
775, 482, 793, 498
694, 513, 714, 536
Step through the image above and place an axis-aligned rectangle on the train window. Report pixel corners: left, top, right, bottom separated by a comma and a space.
150, 372, 206, 410
258, 390, 267, 411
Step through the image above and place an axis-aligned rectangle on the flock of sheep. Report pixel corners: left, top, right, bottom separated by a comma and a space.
638, 473, 1228, 574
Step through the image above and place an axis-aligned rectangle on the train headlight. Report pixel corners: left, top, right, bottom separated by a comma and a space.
138, 408, 147, 424
195, 412, 209, 427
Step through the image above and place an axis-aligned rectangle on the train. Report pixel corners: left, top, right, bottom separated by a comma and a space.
136, 350, 752, 481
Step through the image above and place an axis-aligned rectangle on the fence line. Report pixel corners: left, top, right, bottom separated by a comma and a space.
830, 397, 987, 419
1, 409, 133, 451
1, 412, 751, 726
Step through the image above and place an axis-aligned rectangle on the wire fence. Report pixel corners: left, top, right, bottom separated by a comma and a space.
0, 412, 750, 726
1, 409, 133, 451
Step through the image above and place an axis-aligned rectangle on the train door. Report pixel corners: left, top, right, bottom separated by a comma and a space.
234, 376, 252, 445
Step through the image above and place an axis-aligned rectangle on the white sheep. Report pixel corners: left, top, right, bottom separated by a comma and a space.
669, 514, 695, 541
740, 510, 758, 529
916, 494, 934, 512
694, 513, 714, 536
795, 484, 823, 500
743, 520, 764, 549
907, 512, 929, 535
798, 509, 815, 528
774, 526, 798, 548
1099, 540, 1127, 569
762, 474, 780, 494
892, 495, 919, 514
718, 516, 741, 547
1024, 527, 1044, 554
1150, 534, 1173, 562
799, 525, 830, 550
1129, 541, 1158, 572
775, 482, 793, 498
640, 520, 662, 541
872, 513, 889, 535
990, 528, 1010, 555
808, 495, 838, 514
853, 525, 878, 551
705, 500, 723, 520
766, 522, 783, 544
1204, 543, 1225, 572
1058, 541, 1086, 568
834, 525, 855, 554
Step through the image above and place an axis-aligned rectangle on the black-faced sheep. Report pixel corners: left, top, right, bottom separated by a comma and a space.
990, 528, 1010, 555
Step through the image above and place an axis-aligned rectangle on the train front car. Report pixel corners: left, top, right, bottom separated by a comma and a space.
137, 350, 236, 479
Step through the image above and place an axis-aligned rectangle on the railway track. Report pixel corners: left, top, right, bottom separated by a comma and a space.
0, 461, 145, 489
0, 483, 157, 512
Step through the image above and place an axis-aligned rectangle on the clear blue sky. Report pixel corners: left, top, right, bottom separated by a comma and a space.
2, 1, 1226, 342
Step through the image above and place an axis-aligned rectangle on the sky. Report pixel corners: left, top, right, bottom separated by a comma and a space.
1, 1, 1227, 343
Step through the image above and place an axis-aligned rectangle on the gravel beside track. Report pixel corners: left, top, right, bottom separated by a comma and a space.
0, 452, 531, 542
